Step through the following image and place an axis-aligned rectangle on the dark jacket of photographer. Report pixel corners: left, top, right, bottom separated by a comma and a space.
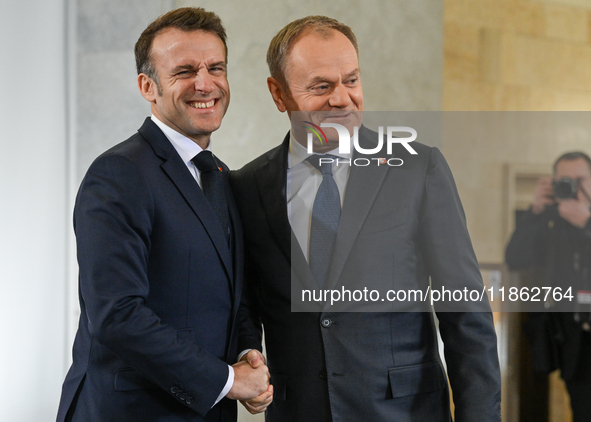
505, 205, 591, 379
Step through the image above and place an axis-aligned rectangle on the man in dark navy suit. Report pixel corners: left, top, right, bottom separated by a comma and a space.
56, 8, 271, 422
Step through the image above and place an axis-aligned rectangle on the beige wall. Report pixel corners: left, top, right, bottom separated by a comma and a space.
443, 2, 591, 420
443, 0, 591, 263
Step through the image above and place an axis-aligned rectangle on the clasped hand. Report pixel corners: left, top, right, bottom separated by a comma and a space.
227, 350, 273, 414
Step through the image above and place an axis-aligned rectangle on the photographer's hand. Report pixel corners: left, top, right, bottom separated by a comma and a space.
558, 199, 591, 228
532, 177, 554, 214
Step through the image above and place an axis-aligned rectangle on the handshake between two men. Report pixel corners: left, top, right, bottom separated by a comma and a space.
228, 350, 273, 414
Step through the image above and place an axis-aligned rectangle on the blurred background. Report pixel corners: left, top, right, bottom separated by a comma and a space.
2, 0, 591, 420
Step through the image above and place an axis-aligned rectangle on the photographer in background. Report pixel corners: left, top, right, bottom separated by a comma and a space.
506, 151, 591, 422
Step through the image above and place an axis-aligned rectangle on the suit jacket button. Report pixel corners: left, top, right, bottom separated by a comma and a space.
171, 387, 179, 394
180, 393, 187, 401
319, 370, 327, 379
321, 318, 332, 328
186, 396, 194, 405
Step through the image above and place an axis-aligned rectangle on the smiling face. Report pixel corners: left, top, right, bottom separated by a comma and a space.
138, 28, 230, 148
267, 29, 363, 151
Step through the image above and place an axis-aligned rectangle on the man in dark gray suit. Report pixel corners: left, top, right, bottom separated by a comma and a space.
232, 16, 501, 421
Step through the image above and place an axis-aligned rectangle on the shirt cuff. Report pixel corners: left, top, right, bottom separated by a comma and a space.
237, 349, 254, 362
213, 365, 234, 406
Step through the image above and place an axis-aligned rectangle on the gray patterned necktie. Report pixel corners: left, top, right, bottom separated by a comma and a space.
307, 155, 341, 288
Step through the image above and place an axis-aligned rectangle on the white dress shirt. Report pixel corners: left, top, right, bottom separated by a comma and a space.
237, 135, 353, 371
150, 115, 234, 405
150, 115, 209, 186
287, 132, 352, 261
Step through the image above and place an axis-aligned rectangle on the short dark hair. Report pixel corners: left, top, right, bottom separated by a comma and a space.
267, 15, 358, 89
135, 7, 227, 91
553, 151, 591, 174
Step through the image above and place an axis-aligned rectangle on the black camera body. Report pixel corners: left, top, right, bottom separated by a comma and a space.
553, 177, 579, 200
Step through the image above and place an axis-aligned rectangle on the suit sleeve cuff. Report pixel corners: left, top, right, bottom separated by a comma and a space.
213, 365, 234, 406
237, 349, 253, 362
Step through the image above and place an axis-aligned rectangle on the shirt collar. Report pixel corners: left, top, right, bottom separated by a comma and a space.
288, 130, 352, 169
150, 115, 210, 164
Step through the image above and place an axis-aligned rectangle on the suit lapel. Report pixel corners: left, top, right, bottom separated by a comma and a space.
253, 133, 315, 290
224, 169, 243, 359
324, 127, 390, 291
138, 118, 234, 282
253, 134, 292, 262
224, 168, 241, 300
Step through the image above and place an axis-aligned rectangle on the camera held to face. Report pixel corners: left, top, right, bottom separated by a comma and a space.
553, 177, 579, 200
